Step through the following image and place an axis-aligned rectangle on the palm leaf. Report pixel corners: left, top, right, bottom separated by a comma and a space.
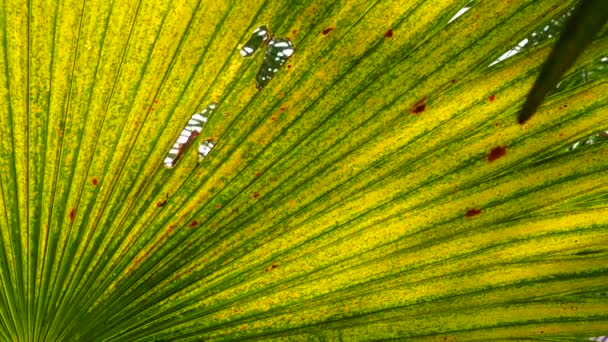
0, 0, 606, 340
518, 0, 608, 123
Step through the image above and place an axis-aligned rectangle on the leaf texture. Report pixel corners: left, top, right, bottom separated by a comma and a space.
0, 0, 605, 341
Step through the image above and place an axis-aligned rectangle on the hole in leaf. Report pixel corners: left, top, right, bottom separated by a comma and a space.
240, 25, 269, 57
566, 131, 608, 152
255, 37, 295, 90
489, 8, 574, 67
164, 103, 216, 168
198, 139, 215, 160
447, 3, 473, 24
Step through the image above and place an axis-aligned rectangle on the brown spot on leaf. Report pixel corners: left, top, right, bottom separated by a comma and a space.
384, 29, 393, 38
322, 27, 334, 35
214, 203, 221, 209
253, 192, 260, 199
451, 79, 457, 84
153, 99, 159, 104
280, 106, 286, 111
271, 116, 276, 121
465, 208, 482, 217
487, 146, 507, 162
287, 64, 292, 69
488, 94, 496, 102
69, 208, 76, 222
92, 177, 98, 186
156, 193, 168, 207
411, 97, 427, 114
255, 171, 262, 177
189, 220, 199, 228
271, 264, 278, 269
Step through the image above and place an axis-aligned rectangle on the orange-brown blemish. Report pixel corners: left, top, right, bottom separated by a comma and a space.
271, 264, 278, 269
255, 171, 262, 177
156, 193, 168, 208
253, 192, 260, 199
280, 106, 286, 111
92, 177, 98, 186
153, 99, 159, 104
189, 220, 199, 228
214, 203, 222, 209
287, 64, 292, 69
384, 29, 393, 38
69, 208, 76, 222
411, 97, 427, 114
167, 225, 175, 234
487, 146, 507, 162
465, 208, 482, 217
489, 94, 496, 102
322, 27, 334, 35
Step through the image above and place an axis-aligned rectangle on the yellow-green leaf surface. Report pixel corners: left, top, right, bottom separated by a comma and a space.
0, 0, 606, 341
